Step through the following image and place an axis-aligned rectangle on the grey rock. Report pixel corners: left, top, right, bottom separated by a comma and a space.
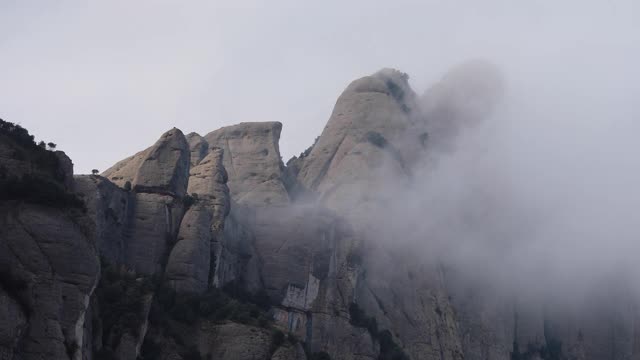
204, 122, 289, 206
74, 174, 133, 265
186, 148, 230, 221
103, 128, 190, 197
186, 132, 209, 167
132, 128, 190, 197
54, 151, 75, 190
0, 289, 28, 359
197, 322, 272, 360
0, 203, 99, 360
125, 192, 184, 275
295, 68, 417, 194
271, 342, 307, 360
165, 204, 213, 293
166, 148, 231, 293
212, 202, 261, 291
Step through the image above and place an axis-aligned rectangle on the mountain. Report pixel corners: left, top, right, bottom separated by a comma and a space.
1, 61, 638, 360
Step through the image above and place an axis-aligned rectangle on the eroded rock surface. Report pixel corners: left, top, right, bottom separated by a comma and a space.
3, 63, 638, 360
205, 122, 289, 206
103, 128, 190, 197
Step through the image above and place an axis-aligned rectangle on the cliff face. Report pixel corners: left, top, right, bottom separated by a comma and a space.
1, 63, 639, 360
0, 123, 99, 360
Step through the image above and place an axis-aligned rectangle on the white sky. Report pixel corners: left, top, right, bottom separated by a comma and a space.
1, 0, 638, 173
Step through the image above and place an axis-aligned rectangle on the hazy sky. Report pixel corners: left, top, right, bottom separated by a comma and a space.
1, 1, 638, 173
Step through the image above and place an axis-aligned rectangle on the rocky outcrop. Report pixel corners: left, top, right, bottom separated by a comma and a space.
98, 128, 191, 275
186, 132, 209, 167
165, 148, 231, 293
204, 122, 289, 206
198, 322, 273, 360
0, 289, 28, 360
132, 128, 190, 197
74, 175, 133, 265
0, 203, 99, 360
103, 128, 190, 197
0, 124, 98, 360
165, 203, 215, 293
3, 63, 639, 360
126, 192, 184, 275
0, 132, 75, 191
295, 69, 418, 193
271, 342, 307, 360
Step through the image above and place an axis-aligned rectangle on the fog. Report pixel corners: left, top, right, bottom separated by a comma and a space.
376, 52, 640, 305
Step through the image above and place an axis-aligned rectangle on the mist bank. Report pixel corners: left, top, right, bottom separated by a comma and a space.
356, 58, 640, 308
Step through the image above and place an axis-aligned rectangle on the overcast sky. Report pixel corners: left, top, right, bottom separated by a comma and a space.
1, 1, 638, 173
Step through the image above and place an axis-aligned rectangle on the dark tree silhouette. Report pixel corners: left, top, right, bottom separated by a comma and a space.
92, 169, 99, 175
47, 142, 57, 150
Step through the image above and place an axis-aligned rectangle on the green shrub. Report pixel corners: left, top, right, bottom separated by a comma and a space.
96, 262, 154, 353
349, 303, 409, 360
95, 348, 116, 360
180, 346, 202, 360
271, 329, 285, 352
385, 80, 405, 102
183, 194, 196, 208
0, 119, 64, 180
365, 132, 387, 148
0, 266, 28, 293
511, 339, 564, 360
0, 174, 85, 210
139, 337, 162, 359
311, 351, 332, 360
64, 339, 79, 358
153, 284, 272, 327
349, 303, 378, 335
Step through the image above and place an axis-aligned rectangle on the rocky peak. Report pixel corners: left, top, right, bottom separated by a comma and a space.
132, 127, 190, 197
295, 68, 418, 196
103, 127, 190, 198
204, 122, 289, 206
186, 132, 209, 167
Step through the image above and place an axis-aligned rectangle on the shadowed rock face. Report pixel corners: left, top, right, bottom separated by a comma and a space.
98, 128, 191, 275
186, 132, 209, 167
205, 121, 290, 206
0, 204, 99, 360
0, 129, 98, 360
165, 148, 231, 293
74, 175, 132, 265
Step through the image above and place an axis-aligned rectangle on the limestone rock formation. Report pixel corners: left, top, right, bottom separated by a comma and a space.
204, 122, 289, 206
186, 132, 209, 167
0, 122, 98, 360
74, 175, 132, 265
165, 148, 231, 293
3, 64, 639, 360
0, 203, 99, 360
198, 322, 273, 360
103, 128, 190, 197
